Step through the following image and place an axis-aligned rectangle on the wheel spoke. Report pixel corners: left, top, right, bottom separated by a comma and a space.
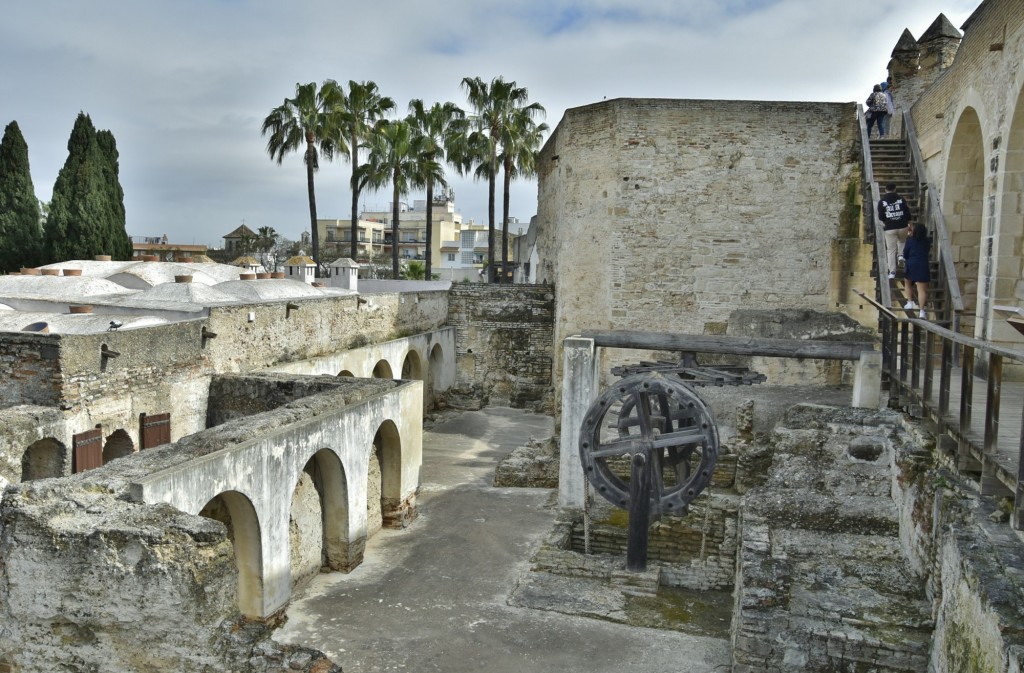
591, 436, 643, 458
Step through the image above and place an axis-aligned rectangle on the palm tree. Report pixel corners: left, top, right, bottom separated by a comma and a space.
261, 81, 343, 270
499, 110, 547, 281
408, 100, 465, 279
355, 119, 433, 279
460, 76, 544, 282
256, 225, 279, 271
336, 81, 395, 261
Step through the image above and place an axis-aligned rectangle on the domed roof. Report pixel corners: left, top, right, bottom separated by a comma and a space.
0, 275, 135, 299
215, 278, 324, 301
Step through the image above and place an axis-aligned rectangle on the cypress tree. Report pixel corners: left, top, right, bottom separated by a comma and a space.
96, 129, 132, 259
0, 121, 43, 272
45, 113, 132, 263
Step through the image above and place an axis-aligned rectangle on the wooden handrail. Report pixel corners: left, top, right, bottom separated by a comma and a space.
901, 110, 965, 325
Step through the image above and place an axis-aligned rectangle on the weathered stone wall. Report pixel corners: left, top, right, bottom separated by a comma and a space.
204, 290, 448, 374
0, 405, 69, 489
447, 284, 555, 409
906, 0, 1024, 350
0, 333, 61, 408
732, 405, 933, 672
534, 98, 864, 392
0, 481, 337, 673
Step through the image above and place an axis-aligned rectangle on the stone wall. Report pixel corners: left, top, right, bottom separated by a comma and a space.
447, 284, 555, 409
906, 0, 1024, 349
204, 290, 448, 374
732, 405, 933, 672
533, 98, 865, 392
0, 481, 338, 673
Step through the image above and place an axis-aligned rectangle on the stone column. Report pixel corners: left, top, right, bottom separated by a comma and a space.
559, 337, 599, 508
851, 350, 882, 408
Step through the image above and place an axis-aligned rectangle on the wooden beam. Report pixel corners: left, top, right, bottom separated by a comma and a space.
579, 329, 875, 361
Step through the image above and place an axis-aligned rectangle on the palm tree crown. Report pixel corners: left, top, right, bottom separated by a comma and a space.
408, 99, 465, 279
261, 80, 344, 269
356, 119, 433, 279
336, 81, 395, 261
460, 76, 544, 281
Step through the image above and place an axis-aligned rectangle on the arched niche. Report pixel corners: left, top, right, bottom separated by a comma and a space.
102, 429, 135, 464
21, 438, 66, 481
401, 350, 423, 381
372, 359, 394, 380
199, 490, 263, 618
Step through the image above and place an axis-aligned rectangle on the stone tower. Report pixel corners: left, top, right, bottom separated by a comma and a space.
919, 13, 963, 71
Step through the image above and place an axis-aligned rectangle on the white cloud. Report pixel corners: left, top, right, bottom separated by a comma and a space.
0, 0, 979, 247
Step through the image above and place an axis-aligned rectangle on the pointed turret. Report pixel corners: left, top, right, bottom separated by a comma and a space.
889, 29, 920, 80
919, 14, 962, 70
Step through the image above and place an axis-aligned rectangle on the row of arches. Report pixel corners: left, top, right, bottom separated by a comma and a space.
338, 342, 445, 410
938, 84, 1024, 349
195, 420, 405, 617
20, 428, 136, 482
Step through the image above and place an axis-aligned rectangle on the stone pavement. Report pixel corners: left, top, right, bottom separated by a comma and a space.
276, 407, 732, 673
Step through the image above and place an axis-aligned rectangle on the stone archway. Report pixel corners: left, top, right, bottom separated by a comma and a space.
427, 343, 444, 410
401, 350, 423, 381
993, 85, 1024, 352
289, 448, 358, 587
942, 106, 986, 337
102, 429, 135, 464
21, 438, 66, 481
371, 420, 411, 529
372, 359, 393, 379
199, 491, 263, 618
337, 370, 354, 377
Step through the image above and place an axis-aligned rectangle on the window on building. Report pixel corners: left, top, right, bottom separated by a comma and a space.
461, 252, 474, 265
447, 253, 455, 262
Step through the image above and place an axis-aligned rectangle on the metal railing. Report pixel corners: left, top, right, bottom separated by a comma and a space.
856, 289, 1024, 530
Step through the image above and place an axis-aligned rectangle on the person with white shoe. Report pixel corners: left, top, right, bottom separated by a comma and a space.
878, 182, 911, 280
902, 223, 931, 319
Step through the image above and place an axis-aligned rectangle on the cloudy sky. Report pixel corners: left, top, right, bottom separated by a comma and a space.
1, 0, 978, 248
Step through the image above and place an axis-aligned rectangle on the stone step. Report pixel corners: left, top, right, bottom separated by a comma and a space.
609, 566, 661, 597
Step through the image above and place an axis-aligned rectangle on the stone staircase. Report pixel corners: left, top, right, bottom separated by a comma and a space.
868, 138, 949, 323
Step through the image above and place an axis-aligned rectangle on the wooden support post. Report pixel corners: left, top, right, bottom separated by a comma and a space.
626, 452, 651, 573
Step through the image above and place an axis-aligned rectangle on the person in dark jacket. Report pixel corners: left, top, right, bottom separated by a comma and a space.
902, 223, 931, 319
878, 182, 911, 279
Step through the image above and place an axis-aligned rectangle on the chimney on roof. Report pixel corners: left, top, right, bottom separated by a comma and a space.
94, 255, 112, 262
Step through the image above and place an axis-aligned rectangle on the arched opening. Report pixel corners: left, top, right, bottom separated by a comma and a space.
21, 438, 66, 481
943, 107, 986, 338
372, 359, 393, 379
337, 370, 354, 377
371, 420, 408, 530
102, 429, 135, 464
289, 449, 357, 587
199, 491, 263, 618
289, 459, 324, 591
427, 343, 444, 411
994, 86, 1024, 355
401, 350, 423, 380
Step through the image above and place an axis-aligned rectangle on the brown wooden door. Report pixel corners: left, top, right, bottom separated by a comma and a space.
139, 412, 171, 449
72, 428, 103, 473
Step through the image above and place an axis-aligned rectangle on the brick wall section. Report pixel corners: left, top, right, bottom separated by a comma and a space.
0, 334, 62, 407
534, 98, 862, 388
447, 284, 555, 408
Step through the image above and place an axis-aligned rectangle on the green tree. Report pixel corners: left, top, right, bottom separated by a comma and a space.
0, 121, 43, 271
402, 259, 426, 280
46, 113, 131, 263
261, 80, 344, 270
460, 76, 542, 282
498, 108, 547, 281
95, 129, 132, 259
408, 99, 465, 280
336, 81, 395, 261
355, 119, 431, 279
256, 225, 279, 271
